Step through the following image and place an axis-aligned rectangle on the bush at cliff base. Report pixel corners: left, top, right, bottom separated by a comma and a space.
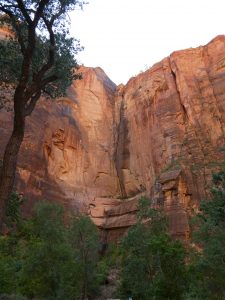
118, 197, 189, 300
0, 201, 101, 299
188, 170, 225, 299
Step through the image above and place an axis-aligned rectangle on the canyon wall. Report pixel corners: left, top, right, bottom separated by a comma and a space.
0, 67, 119, 214
111, 35, 225, 238
1, 36, 225, 238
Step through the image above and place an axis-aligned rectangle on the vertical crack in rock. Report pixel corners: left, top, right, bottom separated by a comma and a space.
114, 96, 129, 198
2, 37, 225, 240
169, 59, 189, 121
169, 57, 208, 165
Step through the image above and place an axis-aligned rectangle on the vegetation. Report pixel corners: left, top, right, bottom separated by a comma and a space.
0, 165, 225, 299
69, 215, 101, 299
0, 0, 85, 229
1, 169, 225, 299
116, 170, 225, 300
0, 201, 101, 300
118, 198, 188, 300
187, 171, 225, 299
0, 2, 225, 298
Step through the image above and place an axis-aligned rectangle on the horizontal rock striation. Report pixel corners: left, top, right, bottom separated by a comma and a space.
1, 36, 225, 238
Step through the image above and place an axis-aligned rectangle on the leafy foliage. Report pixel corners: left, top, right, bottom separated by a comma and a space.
69, 216, 101, 299
17, 202, 73, 299
5, 192, 23, 226
0, 0, 86, 231
0, 201, 101, 299
189, 170, 225, 299
1, 171, 225, 299
0, 1, 85, 101
0, 235, 19, 295
118, 197, 188, 300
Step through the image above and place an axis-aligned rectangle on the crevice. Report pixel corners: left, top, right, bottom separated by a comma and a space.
169, 57, 209, 167
170, 61, 189, 121
89, 89, 99, 100
113, 96, 129, 198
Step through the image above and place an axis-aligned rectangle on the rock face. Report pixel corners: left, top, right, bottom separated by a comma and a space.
0, 26, 12, 40
0, 67, 119, 214
1, 36, 225, 238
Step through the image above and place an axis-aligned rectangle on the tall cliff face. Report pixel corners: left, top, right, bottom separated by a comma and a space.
112, 36, 225, 237
0, 66, 120, 214
43, 67, 120, 208
1, 36, 225, 237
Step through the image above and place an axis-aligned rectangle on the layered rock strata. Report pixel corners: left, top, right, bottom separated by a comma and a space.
1, 36, 225, 238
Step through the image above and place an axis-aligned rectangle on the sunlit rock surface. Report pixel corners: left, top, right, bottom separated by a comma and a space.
1, 36, 225, 238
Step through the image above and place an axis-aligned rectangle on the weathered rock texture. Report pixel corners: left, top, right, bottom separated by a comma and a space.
1, 36, 225, 238
0, 67, 119, 214
0, 26, 12, 40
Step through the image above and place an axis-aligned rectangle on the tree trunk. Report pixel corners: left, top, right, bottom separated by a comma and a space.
0, 118, 25, 230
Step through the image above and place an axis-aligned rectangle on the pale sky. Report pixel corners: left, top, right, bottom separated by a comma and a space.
70, 0, 225, 85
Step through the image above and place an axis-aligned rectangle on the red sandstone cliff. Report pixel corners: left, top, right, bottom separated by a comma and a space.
1, 35, 225, 238
111, 35, 225, 238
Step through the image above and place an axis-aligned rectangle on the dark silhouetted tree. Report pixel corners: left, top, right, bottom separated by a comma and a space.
0, 0, 85, 229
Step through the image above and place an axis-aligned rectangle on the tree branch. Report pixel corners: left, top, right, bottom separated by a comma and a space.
49, 4, 65, 25
33, 0, 50, 27
16, 0, 51, 90
35, 16, 55, 79
16, 0, 32, 25
24, 91, 41, 116
22, 71, 58, 118
41, 74, 58, 87
24, 72, 58, 104
24, 16, 56, 101
0, 6, 26, 54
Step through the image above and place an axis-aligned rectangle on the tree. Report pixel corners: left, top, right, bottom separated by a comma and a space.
0, 193, 24, 297
118, 198, 188, 300
0, 201, 102, 299
69, 215, 100, 299
17, 201, 80, 299
0, 235, 19, 296
189, 170, 225, 299
0, 0, 85, 229
5, 191, 23, 228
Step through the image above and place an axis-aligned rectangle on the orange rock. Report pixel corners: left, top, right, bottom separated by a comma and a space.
1, 36, 225, 239
0, 26, 13, 40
